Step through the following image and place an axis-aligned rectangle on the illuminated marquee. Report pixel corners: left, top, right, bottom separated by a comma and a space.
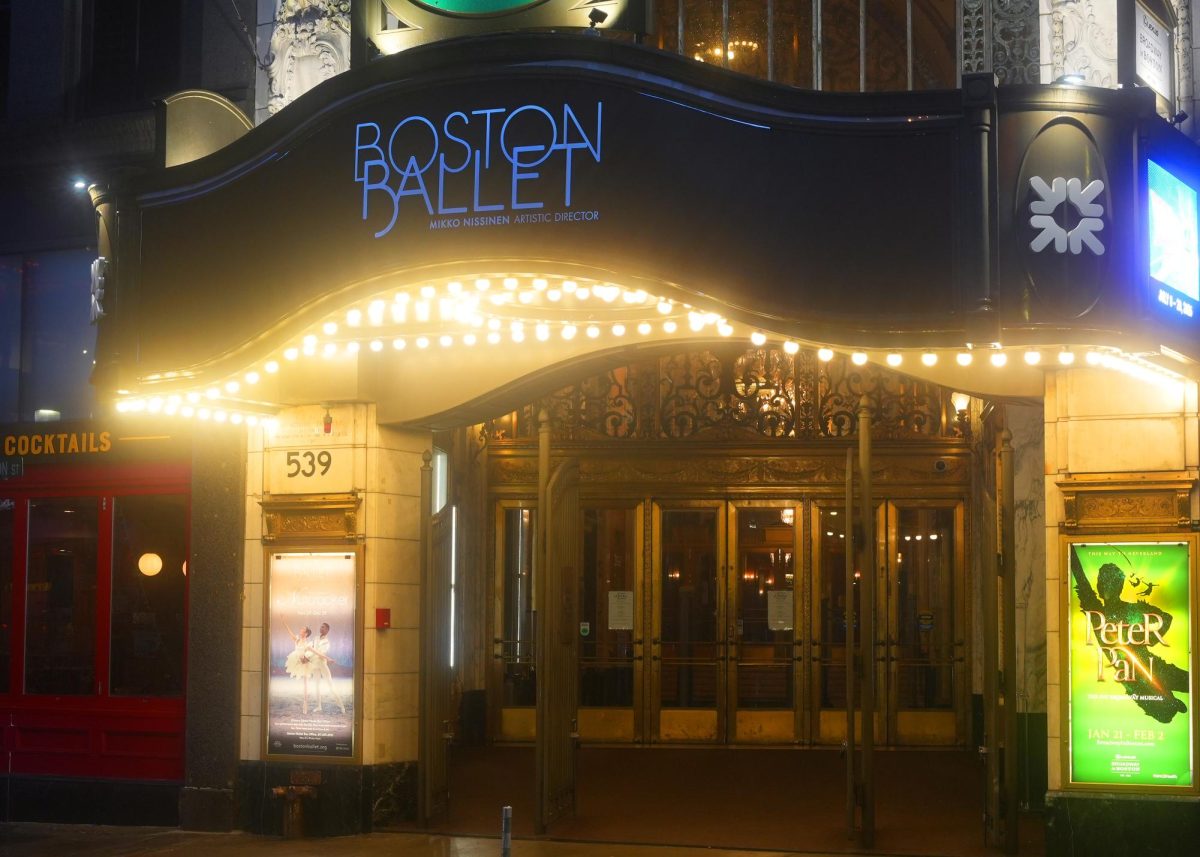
354, 101, 603, 238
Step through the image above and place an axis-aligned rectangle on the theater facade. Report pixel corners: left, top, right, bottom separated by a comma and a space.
75, 28, 1200, 857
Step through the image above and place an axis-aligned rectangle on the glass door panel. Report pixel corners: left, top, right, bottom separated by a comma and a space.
578, 506, 641, 742
495, 503, 536, 740
25, 498, 100, 696
811, 503, 886, 744
729, 505, 799, 742
653, 506, 723, 742
887, 503, 964, 744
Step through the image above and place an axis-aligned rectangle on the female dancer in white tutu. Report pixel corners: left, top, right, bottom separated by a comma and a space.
282, 622, 322, 714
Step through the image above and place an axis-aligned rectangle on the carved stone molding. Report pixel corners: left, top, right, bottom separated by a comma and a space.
489, 450, 969, 489
267, 1, 351, 116
1047, 0, 1117, 87
261, 491, 361, 542
1057, 474, 1194, 532
962, 0, 989, 74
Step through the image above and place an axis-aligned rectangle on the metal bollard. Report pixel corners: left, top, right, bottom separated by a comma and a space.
501, 805, 512, 857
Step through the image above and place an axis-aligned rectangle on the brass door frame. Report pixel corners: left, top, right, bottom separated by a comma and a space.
810, 498, 886, 746
726, 500, 806, 744
491, 498, 537, 742
577, 500, 645, 743
882, 499, 968, 746
650, 500, 727, 743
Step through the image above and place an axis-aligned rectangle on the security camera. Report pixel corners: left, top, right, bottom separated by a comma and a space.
588, 8, 608, 26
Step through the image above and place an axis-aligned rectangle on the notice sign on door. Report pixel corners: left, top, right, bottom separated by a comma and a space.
608, 590, 634, 630
767, 590, 794, 631
1067, 541, 1192, 787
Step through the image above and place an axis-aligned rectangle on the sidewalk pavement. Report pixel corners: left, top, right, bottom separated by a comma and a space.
0, 825, 948, 857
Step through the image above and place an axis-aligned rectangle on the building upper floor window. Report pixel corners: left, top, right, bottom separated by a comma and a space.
79, 0, 181, 115
0, 250, 97, 424
654, 0, 958, 91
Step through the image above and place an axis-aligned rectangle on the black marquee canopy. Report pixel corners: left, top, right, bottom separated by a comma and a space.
90, 33, 1200, 398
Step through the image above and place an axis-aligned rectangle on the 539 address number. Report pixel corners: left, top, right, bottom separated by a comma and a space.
286, 450, 332, 478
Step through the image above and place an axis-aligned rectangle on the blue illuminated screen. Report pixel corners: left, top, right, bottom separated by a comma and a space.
1148, 159, 1200, 310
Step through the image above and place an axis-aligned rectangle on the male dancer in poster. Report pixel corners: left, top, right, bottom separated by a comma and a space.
312, 622, 347, 715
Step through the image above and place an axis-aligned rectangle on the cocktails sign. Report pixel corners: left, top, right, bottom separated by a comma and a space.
1067, 541, 1193, 787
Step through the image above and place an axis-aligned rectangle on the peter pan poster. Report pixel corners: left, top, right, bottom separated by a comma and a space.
1068, 541, 1192, 787
266, 552, 357, 758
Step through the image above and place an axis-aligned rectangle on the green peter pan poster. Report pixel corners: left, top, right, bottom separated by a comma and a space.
1069, 542, 1192, 787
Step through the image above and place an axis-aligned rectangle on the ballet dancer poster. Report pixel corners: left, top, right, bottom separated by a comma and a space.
266, 551, 357, 759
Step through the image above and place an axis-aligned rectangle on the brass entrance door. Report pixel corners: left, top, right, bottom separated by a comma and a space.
727, 503, 802, 743
651, 503, 726, 742
884, 502, 966, 745
649, 502, 803, 744
811, 500, 965, 746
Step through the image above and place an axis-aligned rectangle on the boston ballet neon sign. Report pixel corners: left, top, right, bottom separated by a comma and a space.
354, 101, 603, 238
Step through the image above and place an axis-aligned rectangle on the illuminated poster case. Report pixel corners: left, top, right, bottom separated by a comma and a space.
1063, 536, 1197, 791
263, 550, 362, 762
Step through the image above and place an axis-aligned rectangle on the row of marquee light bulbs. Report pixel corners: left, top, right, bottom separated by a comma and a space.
113, 275, 1189, 424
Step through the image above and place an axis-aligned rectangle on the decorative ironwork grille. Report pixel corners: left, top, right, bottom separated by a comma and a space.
485, 347, 965, 443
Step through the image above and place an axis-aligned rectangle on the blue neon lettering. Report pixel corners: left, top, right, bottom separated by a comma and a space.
355, 101, 603, 238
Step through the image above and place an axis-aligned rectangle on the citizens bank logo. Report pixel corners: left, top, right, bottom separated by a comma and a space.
354, 101, 603, 238
1029, 176, 1106, 255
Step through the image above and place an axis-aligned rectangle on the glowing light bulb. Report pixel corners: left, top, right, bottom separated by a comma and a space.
463, 333, 477, 346
323, 321, 338, 335
265, 361, 280, 373
956, 352, 972, 367
612, 323, 626, 337
1024, 350, 1041, 365
851, 352, 868, 366
346, 309, 362, 326
562, 324, 577, 340
658, 300, 672, 314
284, 348, 299, 361
393, 338, 406, 350
817, 348, 834, 362
536, 323, 550, 341
1059, 350, 1076, 365
886, 353, 902, 367
370, 339, 383, 352
663, 320, 678, 333
487, 331, 501, 344
503, 277, 518, 290
751, 331, 767, 346
637, 322, 652, 335
475, 278, 490, 291
783, 341, 800, 355
416, 336, 430, 349
990, 351, 1008, 367
717, 322, 734, 337
921, 352, 938, 367
438, 335, 452, 347
586, 325, 600, 339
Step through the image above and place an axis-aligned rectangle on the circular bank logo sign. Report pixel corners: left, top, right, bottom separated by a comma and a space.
411, 0, 547, 15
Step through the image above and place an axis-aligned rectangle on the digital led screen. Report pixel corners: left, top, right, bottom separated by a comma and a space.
1148, 159, 1199, 318
1068, 541, 1193, 788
